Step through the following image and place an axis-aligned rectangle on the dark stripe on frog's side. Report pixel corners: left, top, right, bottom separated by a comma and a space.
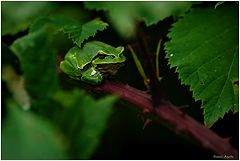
96, 63, 124, 75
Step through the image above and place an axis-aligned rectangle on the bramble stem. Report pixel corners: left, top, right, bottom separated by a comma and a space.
95, 81, 238, 159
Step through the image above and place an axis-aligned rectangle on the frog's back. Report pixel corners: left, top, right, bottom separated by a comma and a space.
71, 42, 101, 69
72, 41, 124, 69
86, 41, 124, 57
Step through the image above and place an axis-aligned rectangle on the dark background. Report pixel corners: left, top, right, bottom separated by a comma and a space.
2, 2, 239, 160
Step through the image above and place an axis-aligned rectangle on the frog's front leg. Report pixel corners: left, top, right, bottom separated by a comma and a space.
80, 67, 103, 85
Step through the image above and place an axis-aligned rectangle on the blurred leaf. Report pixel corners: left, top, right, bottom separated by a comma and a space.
10, 27, 59, 105
165, 4, 238, 126
137, 2, 193, 26
2, 1, 54, 35
53, 89, 117, 159
30, 16, 108, 47
2, 43, 21, 68
30, 15, 78, 33
75, 95, 117, 159
2, 100, 66, 159
51, 3, 90, 22
84, 2, 193, 38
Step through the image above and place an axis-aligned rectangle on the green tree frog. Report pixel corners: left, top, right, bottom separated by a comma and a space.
60, 41, 126, 85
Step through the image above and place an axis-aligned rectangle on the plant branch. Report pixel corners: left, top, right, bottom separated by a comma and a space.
136, 22, 163, 106
95, 80, 238, 159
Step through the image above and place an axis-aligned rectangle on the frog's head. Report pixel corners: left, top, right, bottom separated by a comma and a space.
60, 41, 126, 84
60, 47, 81, 80
92, 46, 126, 75
92, 46, 126, 65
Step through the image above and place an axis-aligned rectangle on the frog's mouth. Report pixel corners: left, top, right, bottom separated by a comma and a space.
96, 63, 124, 76
92, 52, 126, 64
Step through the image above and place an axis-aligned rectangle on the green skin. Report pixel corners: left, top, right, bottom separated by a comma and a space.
60, 41, 126, 85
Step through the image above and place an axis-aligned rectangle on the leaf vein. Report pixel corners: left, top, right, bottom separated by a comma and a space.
184, 51, 226, 83
214, 45, 238, 108
174, 26, 237, 64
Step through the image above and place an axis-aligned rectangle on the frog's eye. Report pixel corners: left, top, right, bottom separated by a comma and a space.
98, 54, 106, 59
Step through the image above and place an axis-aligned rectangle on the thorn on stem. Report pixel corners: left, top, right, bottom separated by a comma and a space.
178, 104, 190, 110
143, 108, 151, 113
223, 137, 232, 143
142, 118, 152, 130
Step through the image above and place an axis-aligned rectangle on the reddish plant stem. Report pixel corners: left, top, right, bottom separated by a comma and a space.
95, 81, 238, 159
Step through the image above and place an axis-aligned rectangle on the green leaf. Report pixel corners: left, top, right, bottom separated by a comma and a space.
84, 2, 193, 38
165, 4, 238, 126
10, 27, 59, 105
2, 1, 54, 35
30, 16, 108, 47
53, 89, 117, 159
64, 18, 108, 47
75, 95, 116, 159
2, 100, 66, 159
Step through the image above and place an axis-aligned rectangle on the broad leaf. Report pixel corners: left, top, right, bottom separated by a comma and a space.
2, 100, 66, 159
2, 1, 54, 35
53, 89, 117, 159
165, 4, 238, 126
10, 27, 59, 105
30, 16, 108, 47
63, 18, 108, 47
84, 2, 193, 38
